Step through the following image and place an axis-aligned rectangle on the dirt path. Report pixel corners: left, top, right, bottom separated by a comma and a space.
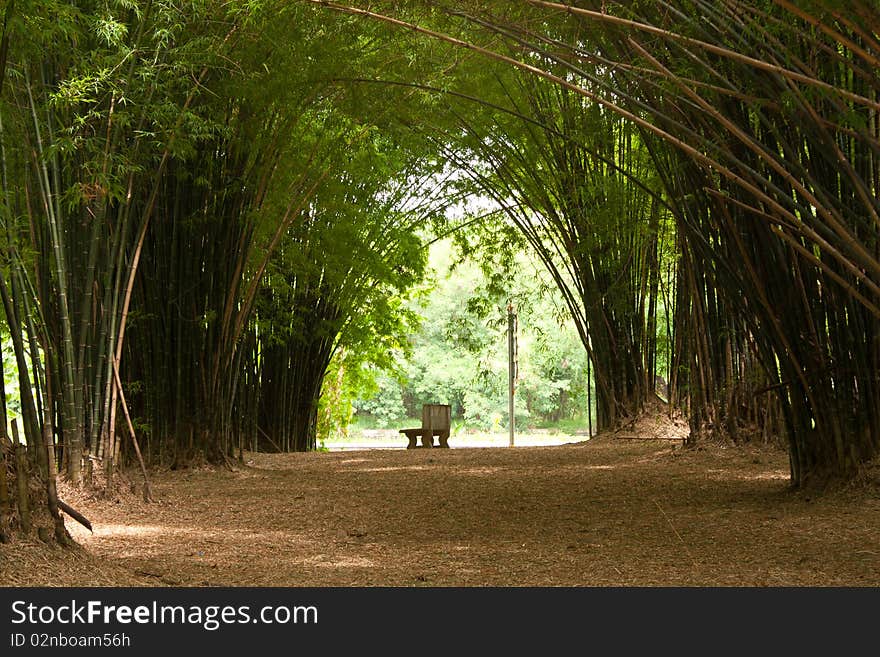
35, 439, 878, 587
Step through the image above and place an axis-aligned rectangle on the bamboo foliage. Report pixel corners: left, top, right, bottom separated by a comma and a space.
244, 158, 433, 452
121, 110, 438, 458
0, 1, 263, 485
115, 8, 445, 461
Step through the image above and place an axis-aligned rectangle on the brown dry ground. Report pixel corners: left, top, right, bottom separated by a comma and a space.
3, 437, 880, 587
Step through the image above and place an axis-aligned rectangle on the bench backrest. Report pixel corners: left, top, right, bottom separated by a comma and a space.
422, 404, 451, 433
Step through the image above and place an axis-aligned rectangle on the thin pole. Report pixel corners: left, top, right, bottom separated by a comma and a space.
508, 303, 516, 447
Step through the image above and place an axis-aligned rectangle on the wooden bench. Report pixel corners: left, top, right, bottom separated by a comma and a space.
400, 404, 451, 449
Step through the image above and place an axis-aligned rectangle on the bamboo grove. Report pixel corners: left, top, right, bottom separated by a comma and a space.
0, 0, 443, 508
0, 0, 876, 547
303, 0, 880, 487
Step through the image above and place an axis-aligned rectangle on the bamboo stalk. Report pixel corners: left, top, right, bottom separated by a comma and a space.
40, 371, 67, 545
57, 499, 92, 533
0, 282, 10, 538
25, 71, 82, 484
11, 420, 30, 535
0, 270, 42, 466
0, 446, 8, 541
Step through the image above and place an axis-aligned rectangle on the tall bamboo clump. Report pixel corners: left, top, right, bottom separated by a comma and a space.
237, 155, 433, 453
121, 94, 438, 460
0, 2, 66, 540
0, 2, 245, 486
586, 0, 880, 485
463, 0, 880, 485
118, 78, 310, 465
0, 327, 70, 544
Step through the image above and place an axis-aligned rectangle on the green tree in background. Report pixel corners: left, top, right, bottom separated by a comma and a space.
351, 237, 591, 433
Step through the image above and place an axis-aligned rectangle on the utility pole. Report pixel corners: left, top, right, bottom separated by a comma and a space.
508, 303, 517, 447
